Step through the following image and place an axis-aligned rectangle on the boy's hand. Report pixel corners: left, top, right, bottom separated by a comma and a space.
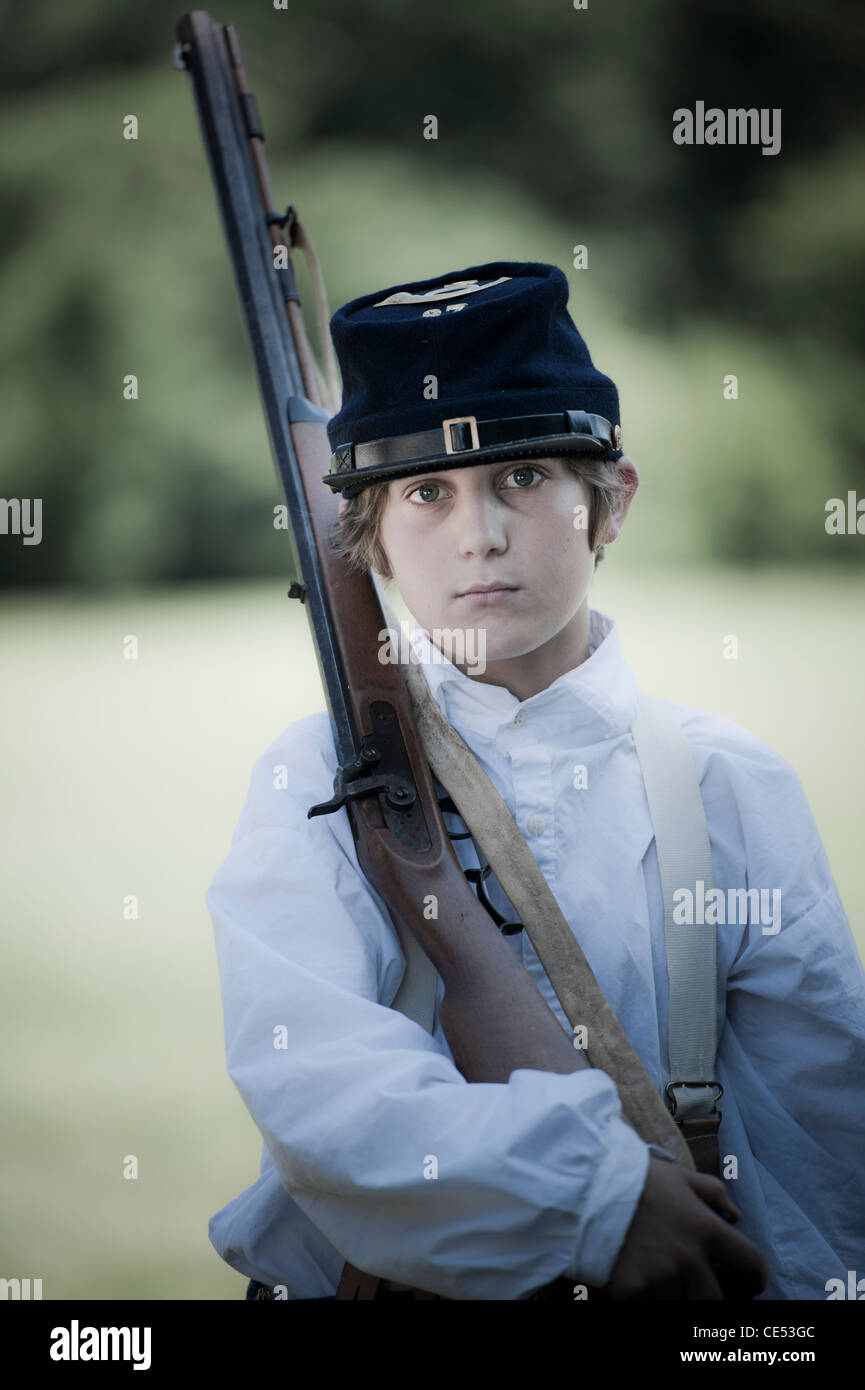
604, 1156, 768, 1300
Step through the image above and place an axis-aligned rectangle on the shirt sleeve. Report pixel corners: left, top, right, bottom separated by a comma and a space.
719, 738, 865, 1268
206, 714, 650, 1300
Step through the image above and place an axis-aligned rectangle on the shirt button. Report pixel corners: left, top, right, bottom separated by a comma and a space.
512, 710, 525, 727
526, 814, 546, 836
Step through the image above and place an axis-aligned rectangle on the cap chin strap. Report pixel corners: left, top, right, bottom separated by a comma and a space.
324, 409, 623, 494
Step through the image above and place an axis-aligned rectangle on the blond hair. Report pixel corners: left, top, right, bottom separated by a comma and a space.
330, 455, 632, 579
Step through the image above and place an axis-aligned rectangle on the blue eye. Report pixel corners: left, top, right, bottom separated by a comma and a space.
409, 482, 441, 503
508, 466, 538, 487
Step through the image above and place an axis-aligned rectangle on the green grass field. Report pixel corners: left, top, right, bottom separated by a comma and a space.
1, 567, 862, 1299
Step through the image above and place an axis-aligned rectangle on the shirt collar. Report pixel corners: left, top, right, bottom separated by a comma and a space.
409, 607, 640, 740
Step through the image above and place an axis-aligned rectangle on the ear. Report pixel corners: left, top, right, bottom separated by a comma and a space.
604, 456, 639, 545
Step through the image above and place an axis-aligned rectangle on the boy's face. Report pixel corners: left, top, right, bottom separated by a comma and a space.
377, 455, 637, 690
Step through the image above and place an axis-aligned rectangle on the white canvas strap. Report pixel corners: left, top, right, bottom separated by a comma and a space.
630, 695, 720, 1122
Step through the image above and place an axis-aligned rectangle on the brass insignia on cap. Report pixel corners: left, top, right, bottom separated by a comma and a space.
612, 425, 623, 450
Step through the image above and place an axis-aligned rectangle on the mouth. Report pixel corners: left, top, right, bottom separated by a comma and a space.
456, 583, 519, 603
457, 582, 518, 595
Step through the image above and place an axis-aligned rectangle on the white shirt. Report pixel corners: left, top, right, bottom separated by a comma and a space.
207, 607, 865, 1300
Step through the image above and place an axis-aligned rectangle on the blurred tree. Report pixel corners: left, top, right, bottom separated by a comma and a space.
0, 0, 861, 585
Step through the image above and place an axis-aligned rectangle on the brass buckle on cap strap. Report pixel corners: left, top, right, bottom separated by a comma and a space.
442, 415, 480, 454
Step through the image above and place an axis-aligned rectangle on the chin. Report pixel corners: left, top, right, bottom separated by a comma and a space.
478, 625, 552, 664
484, 642, 547, 665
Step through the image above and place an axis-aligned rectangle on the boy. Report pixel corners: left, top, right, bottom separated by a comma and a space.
207, 261, 865, 1300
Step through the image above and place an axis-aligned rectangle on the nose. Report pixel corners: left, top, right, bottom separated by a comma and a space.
454, 487, 508, 558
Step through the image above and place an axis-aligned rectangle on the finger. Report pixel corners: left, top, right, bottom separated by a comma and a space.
708, 1224, 768, 1298
607, 1267, 682, 1301
685, 1263, 725, 1301
688, 1171, 742, 1223
714, 1258, 767, 1301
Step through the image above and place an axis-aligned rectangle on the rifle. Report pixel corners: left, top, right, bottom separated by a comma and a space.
174, 10, 696, 1300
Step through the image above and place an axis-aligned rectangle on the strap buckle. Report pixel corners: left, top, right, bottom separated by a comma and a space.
442, 415, 480, 453
665, 1080, 724, 1119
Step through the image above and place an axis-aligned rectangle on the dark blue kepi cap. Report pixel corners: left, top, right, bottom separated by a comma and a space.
322, 259, 624, 497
